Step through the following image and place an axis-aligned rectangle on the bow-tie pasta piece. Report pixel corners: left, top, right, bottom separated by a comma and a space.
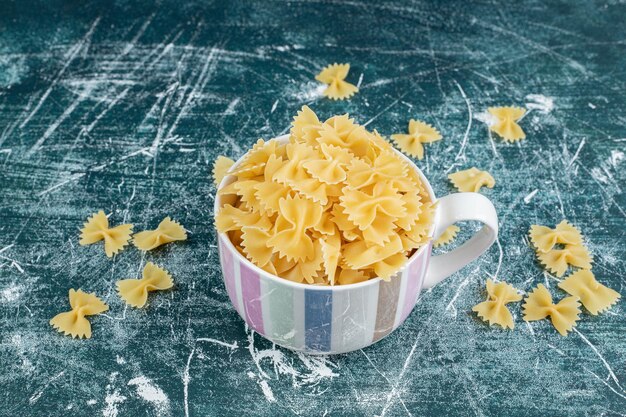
340, 182, 406, 232
213, 156, 235, 185
434, 225, 460, 248
537, 244, 592, 277
523, 284, 581, 336
280, 239, 324, 284
391, 119, 442, 160
371, 253, 408, 280
315, 63, 359, 100
50, 289, 109, 339
117, 262, 174, 308
303, 144, 353, 185
133, 217, 187, 251
291, 105, 322, 145
214, 204, 272, 233
558, 269, 620, 315
488, 106, 526, 142
79, 211, 133, 257
448, 168, 495, 193
529, 221, 583, 253
267, 195, 323, 262
241, 226, 274, 268
472, 279, 522, 329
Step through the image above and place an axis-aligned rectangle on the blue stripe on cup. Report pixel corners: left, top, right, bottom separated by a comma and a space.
304, 289, 333, 352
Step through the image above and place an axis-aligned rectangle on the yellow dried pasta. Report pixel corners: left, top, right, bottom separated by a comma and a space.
488, 106, 526, 142
315, 63, 358, 100
472, 279, 522, 329
79, 211, 133, 257
117, 262, 174, 308
133, 217, 187, 251
391, 119, 442, 160
523, 284, 581, 336
214, 106, 435, 284
434, 225, 460, 248
213, 156, 235, 185
558, 269, 620, 315
537, 244, 592, 277
50, 289, 109, 339
448, 168, 495, 193
529, 220, 583, 253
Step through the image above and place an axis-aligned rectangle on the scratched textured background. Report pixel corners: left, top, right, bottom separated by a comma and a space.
1, 0, 625, 416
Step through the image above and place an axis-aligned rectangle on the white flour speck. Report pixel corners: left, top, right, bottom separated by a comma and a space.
1, 284, 22, 303
116, 356, 126, 365
610, 150, 624, 167
127, 376, 171, 416
525, 94, 555, 113
473, 110, 497, 126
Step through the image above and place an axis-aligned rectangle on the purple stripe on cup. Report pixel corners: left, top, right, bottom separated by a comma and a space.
220, 237, 239, 315
240, 261, 265, 335
400, 252, 426, 323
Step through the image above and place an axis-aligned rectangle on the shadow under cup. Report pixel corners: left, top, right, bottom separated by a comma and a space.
214, 135, 437, 355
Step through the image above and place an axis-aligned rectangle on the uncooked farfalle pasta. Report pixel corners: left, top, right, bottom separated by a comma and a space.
434, 225, 460, 248
79, 211, 133, 257
529, 221, 592, 277
558, 269, 620, 315
214, 106, 434, 284
523, 284, 581, 336
391, 119, 442, 160
473, 279, 522, 329
315, 63, 359, 100
117, 262, 174, 308
133, 217, 187, 251
488, 106, 526, 142
49, 289, 109, 339
448, 167, 495, 193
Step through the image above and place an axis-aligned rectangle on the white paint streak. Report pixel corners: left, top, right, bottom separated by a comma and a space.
523, 189, 539, 204
525, 94, 555, 113
127, 376, 171, 415
574, 328, 624, 391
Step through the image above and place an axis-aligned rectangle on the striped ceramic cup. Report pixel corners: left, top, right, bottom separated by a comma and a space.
215, 135, 498, 354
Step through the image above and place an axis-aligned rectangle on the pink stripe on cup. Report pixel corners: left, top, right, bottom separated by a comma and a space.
220, 237, 239, 315
240, 261, 265, 335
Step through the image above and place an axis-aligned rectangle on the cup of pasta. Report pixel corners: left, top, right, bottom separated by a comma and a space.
213, 106, 498, 354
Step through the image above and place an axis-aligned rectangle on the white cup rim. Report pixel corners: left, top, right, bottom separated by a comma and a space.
214, 133, 437, 292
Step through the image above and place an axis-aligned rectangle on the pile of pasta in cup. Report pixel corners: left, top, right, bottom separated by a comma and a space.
215, 106, 434, 285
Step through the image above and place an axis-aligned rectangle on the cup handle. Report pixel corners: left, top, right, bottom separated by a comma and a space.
423, 192, 499, 289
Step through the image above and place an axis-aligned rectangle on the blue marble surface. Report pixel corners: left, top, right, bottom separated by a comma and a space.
1, 1, 625, 416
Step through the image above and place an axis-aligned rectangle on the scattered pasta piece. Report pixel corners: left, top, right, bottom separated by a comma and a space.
472, 279, 522, 329
315, 63, 358, 100
448, 168, 495, 193
537, 244, 592, 277
49, 289, 109, 339
213, 156, 235, 186
488, 106, 526, 142
523, 284, 581, 336
434, 225, 460, 248
529, 220, 583, 253
214, 106, 435, 285
117, 262, 174, 308
79, 211, 133, 257
391, 119, 442, 160
558, 269, 620, 315
133, 217, 187, 251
